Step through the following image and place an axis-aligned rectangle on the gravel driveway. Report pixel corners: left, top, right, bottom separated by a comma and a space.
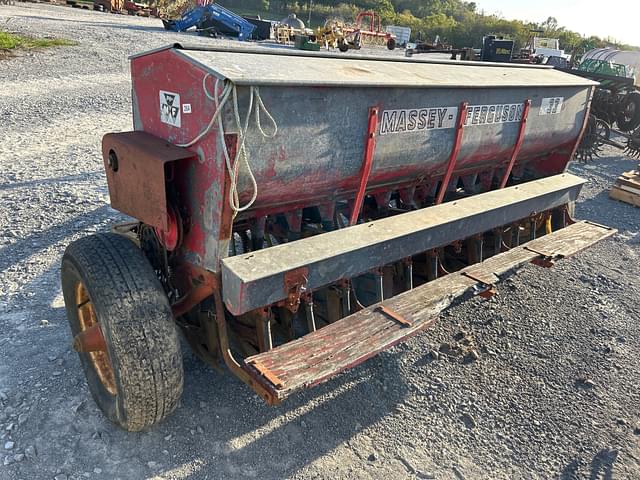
1, 4, 640, 479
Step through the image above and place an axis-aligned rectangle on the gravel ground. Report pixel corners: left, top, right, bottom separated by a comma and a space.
1, 4, 640, 480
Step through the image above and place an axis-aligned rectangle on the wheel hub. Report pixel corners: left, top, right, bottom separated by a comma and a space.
74, 282, 117, 395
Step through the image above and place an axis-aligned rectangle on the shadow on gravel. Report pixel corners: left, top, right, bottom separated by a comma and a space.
63, 346, 410, 479
163, 350, 409, 478
560, 459, 580, 480
561, 448, 619, 480
589, 448, 618, 480
0, 204, 112, 273
0, 171, 103, 191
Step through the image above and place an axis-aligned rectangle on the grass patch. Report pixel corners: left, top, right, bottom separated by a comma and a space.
0, 31, 77, 51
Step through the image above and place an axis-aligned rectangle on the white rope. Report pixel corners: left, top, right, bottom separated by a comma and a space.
177, 73, 278, 215
175, 75, 232, 148
253, 86, 278, 139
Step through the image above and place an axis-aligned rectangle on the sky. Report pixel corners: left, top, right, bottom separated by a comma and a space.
475, 0, 640, 47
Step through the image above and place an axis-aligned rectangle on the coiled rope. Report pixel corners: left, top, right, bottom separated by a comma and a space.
176, 73, 277, 215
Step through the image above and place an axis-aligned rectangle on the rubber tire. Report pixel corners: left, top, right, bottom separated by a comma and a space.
617, 92, 640, 132
338, 41, 349, 53
387, 38, 396, 50
61, 233, 183, 431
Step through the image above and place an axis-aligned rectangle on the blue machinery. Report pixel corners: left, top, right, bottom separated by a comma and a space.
162, 5, 256, 41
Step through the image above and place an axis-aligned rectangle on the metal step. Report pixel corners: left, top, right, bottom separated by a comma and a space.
242, 220, 615, 401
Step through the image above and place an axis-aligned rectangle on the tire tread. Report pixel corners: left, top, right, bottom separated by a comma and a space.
62, 233, 183, 431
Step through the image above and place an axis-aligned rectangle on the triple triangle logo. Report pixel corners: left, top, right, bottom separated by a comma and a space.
159, 90, 181, 128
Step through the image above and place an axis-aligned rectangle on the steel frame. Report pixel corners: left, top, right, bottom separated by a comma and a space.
221, 173, 585, 315
435, 102, 468, 204
499, 99, 531, 188
350, 107, 379, 225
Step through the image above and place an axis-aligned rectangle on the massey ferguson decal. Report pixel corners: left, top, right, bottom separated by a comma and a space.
159, 90, 181, 128
379, 107, 458, 135
379, 102, 529, 135
463, 103, 525, 126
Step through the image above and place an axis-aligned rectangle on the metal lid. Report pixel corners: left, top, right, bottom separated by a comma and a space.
137, 44, 598, 89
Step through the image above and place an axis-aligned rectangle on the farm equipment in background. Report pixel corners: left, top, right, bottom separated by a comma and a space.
61, 45, 617, 431
93, 0, 124, 12
123, 0, 142, 14
294, 34, 320, 51
564, 49, 640, 160
405, 35, 516, 62
344, 11, 396, 50
92, 0, 159, 16
404, 36, 465, 58
242, 15, 273, 41
274, 13, 315, 45
480, 35, 515, 63
514, 33, 571, 65
405, 31, 569, 66
315, 20, 362, 52
385, 25, 411, 47
162, 4, 255, 40
574, 58, 640, 132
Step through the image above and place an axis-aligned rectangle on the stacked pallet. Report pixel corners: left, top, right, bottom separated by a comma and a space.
610, 169, 640, 207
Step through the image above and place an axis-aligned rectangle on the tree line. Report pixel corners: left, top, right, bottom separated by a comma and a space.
214, 0, 637, 55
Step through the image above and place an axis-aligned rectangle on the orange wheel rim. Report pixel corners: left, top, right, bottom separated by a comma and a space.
75, 282, 117, 395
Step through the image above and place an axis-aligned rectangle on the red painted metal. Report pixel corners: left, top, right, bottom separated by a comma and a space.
499, 100, 532, 189
101, 131, 196, 230
435, 102, 468, 205
96, 46, 604, 413
356, 11, 383, 33
154, 206, 180, 251
349, 107, 379, 225
171, 263, 218, 318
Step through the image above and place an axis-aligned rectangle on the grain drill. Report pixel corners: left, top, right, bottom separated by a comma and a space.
61, 46, 615, 431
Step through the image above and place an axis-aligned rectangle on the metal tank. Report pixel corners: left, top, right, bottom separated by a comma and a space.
126, 46, 595, 266
133, 46, 592, 208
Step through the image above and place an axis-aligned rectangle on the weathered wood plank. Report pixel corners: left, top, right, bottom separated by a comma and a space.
615, 178, 640, 191
610, 186, 640, 207
243, 221, 615, 400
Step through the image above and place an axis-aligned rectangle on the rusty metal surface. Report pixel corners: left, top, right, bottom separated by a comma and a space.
211, 281, 282, 405
242, 220, 615, 401
171, 262, 218, 318
72, 324, 107, 353
102, 131, 195, 230
282, 267, 309, 313
221, 173, 586, 315
75, 281, 116, 395
376, 305, 412, 327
